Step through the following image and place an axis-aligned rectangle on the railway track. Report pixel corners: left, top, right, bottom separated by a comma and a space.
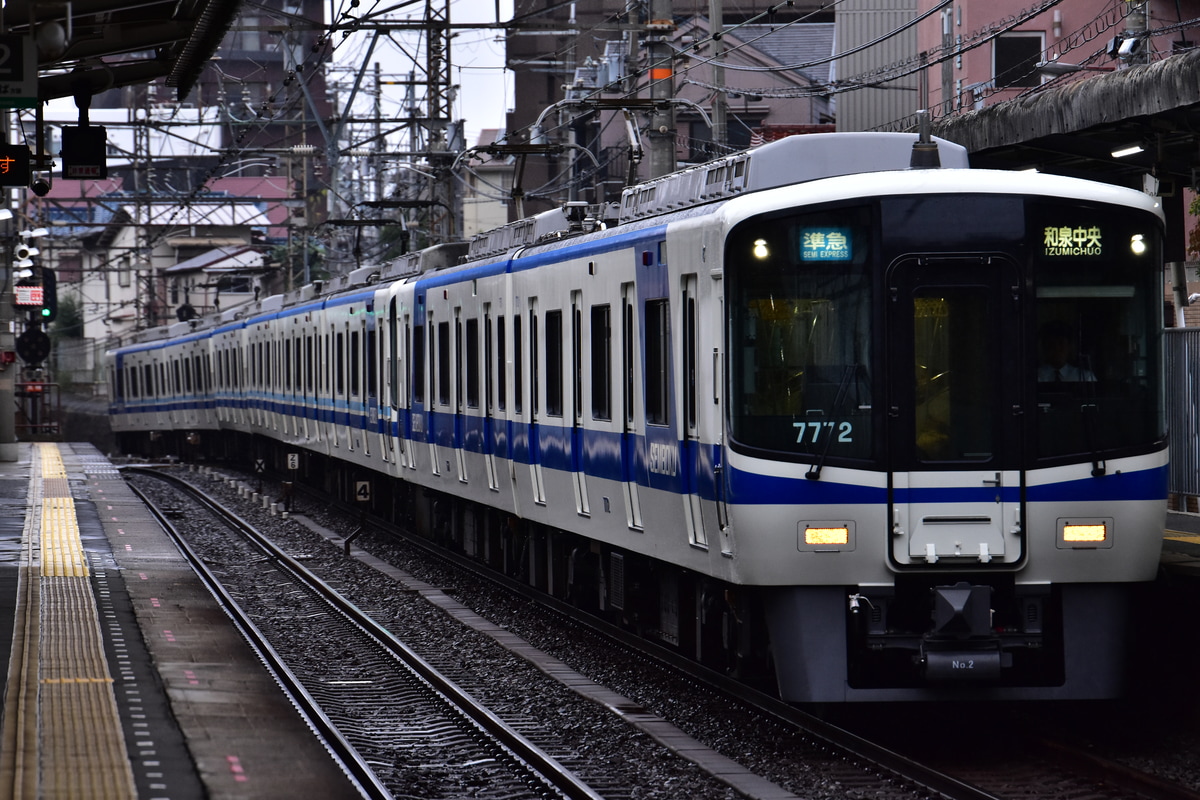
128, 467, 605, 800
132, 464, 1200, 800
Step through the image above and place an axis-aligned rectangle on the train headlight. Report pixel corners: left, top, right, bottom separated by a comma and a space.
1057, 518, 1112, 549
752, 238, 770, 259
805, 526, 849, 545
1062, 523, 1106, 542
1130, 234, 1147, 255
799, 523, 852, 550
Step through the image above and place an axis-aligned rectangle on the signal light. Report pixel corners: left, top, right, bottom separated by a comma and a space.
38, 268, 56, 323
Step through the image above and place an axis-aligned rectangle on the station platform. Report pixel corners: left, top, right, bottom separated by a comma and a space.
3, 441, 1200, 799
0, 442, 356, 800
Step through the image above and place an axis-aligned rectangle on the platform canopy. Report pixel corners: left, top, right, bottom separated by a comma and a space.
932, 48, 1200, 194
4, 0, 243, 103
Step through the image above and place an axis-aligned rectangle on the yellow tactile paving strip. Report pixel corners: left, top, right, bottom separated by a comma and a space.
0, 443, 137, 799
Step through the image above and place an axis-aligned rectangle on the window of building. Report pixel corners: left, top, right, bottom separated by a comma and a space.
994, 32, 1044, 88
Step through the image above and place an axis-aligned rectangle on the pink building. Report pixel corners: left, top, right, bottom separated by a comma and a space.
915, 0, 1200, 119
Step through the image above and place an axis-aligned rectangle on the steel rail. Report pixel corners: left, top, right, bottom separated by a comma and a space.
129, 467, 605, 800
126, 478, 392, 800
289, 482, 1006, 800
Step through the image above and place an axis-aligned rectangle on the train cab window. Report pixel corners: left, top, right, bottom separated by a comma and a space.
912, 290, 993, 462
546, 310, 563, 417
1029, 203, 1164, 460
591, 305, 611, 421
645, 299, 670, 426
727, 205, 873, 460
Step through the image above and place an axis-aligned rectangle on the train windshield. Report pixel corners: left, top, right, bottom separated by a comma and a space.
726, 195, 1164, 469
726, 205, 873, 460
1029, 202, 1164, 461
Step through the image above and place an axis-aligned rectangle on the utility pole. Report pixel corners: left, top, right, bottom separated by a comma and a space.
1123, 0, 1150, 66
708, 0, 727, 154
646, 0, 676, 179
425, 0, 461, 242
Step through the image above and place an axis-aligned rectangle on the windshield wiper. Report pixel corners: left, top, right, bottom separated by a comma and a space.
806, 364, 858, 481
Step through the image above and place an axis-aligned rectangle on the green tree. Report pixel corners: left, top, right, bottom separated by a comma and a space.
50, 295, 83, 340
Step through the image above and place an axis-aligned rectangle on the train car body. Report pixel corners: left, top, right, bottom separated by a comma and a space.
108, 133, 1167, 702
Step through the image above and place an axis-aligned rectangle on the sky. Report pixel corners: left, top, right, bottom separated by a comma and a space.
331, 0, 515, 148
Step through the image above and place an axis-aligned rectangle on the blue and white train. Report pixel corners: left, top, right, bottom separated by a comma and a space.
108, 133, 1167, 701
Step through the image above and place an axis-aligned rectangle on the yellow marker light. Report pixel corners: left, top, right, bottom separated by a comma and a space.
805, 526, 850, 546
1063, 523, 1106, 543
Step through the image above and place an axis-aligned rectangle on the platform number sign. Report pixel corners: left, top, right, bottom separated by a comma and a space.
355, 481, 371, 502
0, 36, 36, 109
287, 453, 299, 471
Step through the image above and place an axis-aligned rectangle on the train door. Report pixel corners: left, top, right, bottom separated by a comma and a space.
569, 292, 589, 515
621, 282, 643, 530
886, 255, 1025, 567
382, 298, 398, 463
681, 274, 706, 547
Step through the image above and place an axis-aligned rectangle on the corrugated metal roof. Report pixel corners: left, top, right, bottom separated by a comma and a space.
164, 246, 265, 274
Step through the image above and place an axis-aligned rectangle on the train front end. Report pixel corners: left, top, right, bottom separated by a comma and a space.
720, 170, 1167, 701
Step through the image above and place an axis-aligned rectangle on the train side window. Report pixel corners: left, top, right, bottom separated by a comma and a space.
514, 314, 523, 413
128, 366, 138, 398
497, 316, 507, 412
529, 306, 539, 417
367, 324, 377, 399
683, 286, 697, 433
144, 365, 154, 397
571, 295, 582, 424
455, 313, 464, 411
172, 361, 181, 395
622, 285, 636, 426
305, 336, 314, 393
336, 332, 345, 395
389, 300, 401, 409
412, 323, 426, 404
591, 305, 611, 421
483, 308, 493, 413
546, 310, 563, 417
114, 366, 124, 401
645, 298, 670, 426
466, 316, 480, 409
350, 329, 361, 397
437, 320, 451, 406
